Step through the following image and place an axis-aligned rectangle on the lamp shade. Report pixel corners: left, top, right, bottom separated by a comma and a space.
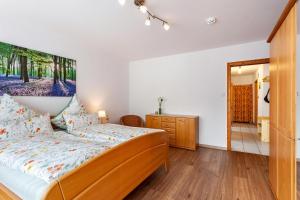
98, 110, 106, 118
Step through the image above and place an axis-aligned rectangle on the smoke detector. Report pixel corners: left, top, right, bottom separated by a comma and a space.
206, 17, 217, 25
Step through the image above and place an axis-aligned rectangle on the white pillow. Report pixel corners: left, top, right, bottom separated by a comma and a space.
0, 114, 53, 140
51, 94, 86, 129
0, 94, 37, 122
64, 113, 99, 132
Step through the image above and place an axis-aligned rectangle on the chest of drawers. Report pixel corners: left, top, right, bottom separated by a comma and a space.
146, 114, 199, 150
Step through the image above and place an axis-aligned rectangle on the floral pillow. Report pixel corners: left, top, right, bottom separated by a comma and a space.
0, 120, 28, 140
24, 114, 54, 135
0, 114, 53, 140
64, 113, 99, 132
51, 94, 87, 129
0, 94, 37, 122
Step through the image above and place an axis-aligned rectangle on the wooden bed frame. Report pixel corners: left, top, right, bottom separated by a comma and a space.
0, 131, 169, 200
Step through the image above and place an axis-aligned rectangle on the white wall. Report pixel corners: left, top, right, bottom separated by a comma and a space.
257, 64, 270, 117
129, 40, 269, 148
231, 74, 256, 85
0, 38, 129, 123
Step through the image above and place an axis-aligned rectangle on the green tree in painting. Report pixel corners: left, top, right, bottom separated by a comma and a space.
0, 41, 76, 96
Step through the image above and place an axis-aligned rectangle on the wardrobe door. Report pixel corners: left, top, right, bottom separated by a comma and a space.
269, 28, 279, 196
269, 4, 296, 200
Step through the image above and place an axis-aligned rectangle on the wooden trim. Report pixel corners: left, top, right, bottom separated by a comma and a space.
267, 0, 297, 43
254, 80, 259, 125
0, 131, 169, 200
227, 64, 232, 151
196, 144, 227, 151
227, 58, 270, 151
227, 58, 270, 67
0, 184, 21, 200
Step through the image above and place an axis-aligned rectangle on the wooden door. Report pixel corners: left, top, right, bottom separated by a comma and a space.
231, 85, 253, 123
269, 4, 296, 200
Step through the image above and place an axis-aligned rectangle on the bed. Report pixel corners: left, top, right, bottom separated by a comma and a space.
0, 128, 168, 200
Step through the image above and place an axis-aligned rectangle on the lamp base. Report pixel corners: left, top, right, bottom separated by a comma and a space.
100, 117, 109, 124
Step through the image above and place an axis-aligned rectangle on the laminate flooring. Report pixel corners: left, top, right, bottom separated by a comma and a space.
126, 147, 274, 200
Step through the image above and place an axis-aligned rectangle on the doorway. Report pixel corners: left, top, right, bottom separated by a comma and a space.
227, 58, 270, 154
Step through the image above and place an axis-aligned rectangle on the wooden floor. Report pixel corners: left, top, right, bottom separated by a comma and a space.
125, 147, 275, 200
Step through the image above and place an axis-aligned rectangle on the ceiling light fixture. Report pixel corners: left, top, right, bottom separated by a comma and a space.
145, 16, 151, 26
120, 0, 170, 31
139, 5, 148, 14
163, 22, 170, 31
118, 0, 126, 6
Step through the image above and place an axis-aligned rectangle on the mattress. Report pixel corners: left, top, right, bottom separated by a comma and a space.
0, 165, 49, 200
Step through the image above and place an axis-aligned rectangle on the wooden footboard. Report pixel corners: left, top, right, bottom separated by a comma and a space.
0, 131, 168, 200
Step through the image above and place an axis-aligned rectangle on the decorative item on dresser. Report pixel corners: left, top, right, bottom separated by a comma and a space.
146, 114, 199, 150
157, 97, 164, 115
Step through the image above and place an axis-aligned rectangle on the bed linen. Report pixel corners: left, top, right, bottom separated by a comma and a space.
51, 94, 86, 129
0, 165, 49, 200
0, 125, 162, 199
0, 93, 37, 122
67, 123, 162, 143
0, 131, 119, 183
0, 114, 53, 140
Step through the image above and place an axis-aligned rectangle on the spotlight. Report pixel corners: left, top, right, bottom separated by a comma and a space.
145, 16, 151, 26
118, 0, 126, 6
163, 22, 170, 31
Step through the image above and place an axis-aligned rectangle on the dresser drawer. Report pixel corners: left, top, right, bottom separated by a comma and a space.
168, 134, 176, 146
146, 115, 161, 129
164, 128, 176, 135
162, 122, 176, 129
161, 116, 176, 123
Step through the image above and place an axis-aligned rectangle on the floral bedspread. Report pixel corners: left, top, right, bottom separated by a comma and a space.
68, 124, 162, 143
0, 131, 119, 183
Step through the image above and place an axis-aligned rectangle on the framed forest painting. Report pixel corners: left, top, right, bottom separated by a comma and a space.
0, 41, 76, 96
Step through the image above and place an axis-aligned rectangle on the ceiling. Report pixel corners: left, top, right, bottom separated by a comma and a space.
231, 64, 261, 76
0, 0, 287, 61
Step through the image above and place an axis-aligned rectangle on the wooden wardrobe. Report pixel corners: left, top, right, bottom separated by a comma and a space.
268, 1, 297, 199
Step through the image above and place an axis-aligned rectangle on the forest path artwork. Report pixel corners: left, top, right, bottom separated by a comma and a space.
0, 41, 76, 96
